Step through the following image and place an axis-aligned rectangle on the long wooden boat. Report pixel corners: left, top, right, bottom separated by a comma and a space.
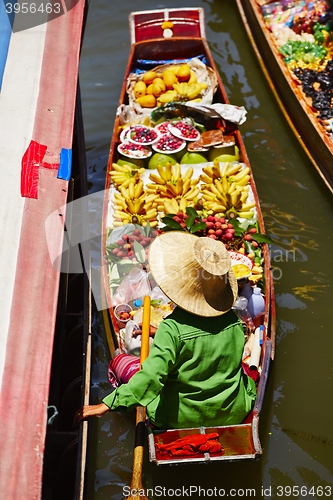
102, 8, 276, 465
236, 0, 333, 194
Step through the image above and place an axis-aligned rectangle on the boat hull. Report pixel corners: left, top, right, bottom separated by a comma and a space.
102, 7, 276, 465
236, 0, 333, 193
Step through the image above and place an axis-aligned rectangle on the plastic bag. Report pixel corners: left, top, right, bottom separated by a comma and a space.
124, 320, 142, 355
111, 267, 151, 306
150, 286, 171, 305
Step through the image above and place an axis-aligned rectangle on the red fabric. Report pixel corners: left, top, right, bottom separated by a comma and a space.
108, 353, 140, 388
21, 141, 47, 198
242, 361, 260, 384
21, 140, 60, 198
156, 432, 224, 456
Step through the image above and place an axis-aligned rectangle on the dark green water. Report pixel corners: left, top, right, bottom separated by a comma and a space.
79, 1, 333, 498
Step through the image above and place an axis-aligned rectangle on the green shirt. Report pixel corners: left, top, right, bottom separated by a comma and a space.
103, 307, 256, 429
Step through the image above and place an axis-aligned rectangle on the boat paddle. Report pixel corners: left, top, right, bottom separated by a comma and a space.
124, 295, 150, 500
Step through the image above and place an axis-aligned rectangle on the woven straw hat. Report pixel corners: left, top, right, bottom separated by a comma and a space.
148, 232, 238, 317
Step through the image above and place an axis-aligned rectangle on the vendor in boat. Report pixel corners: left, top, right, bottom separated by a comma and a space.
74, 232, 257, 429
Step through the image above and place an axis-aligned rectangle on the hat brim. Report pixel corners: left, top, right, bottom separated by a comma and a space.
148, 232, 238, 317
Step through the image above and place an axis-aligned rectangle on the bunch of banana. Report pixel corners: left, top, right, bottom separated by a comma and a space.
109, 162, 146, 189
147, 163, 200, 213
201, 178, 256, 218
173, 82, 208, 101
112, 180, 158, 227
163, 197, 191, 215
200, 160, 251, 187
248, 265, 264, 284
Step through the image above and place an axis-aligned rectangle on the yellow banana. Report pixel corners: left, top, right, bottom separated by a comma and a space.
202, 190, 217, 201
126, 199, 136, 214
197, 82, 208, 91
113, 210, 129, 220
202, 166, 215, 178
200, 174, 214, 184
239, 201, 256, 211
236, 174, 251, 186
156, 164, 170, 182
176, 177, 183, 196
173, 163, 181, 180
173, 82, 188, 98
164, 200, 175, 214
221, 176, 229, 193
135, 199, 146, 213
149, 173, 165, 185
212, 164, 222, 178
165, 182, 178, 197
228, 182, 237, 194
220, 162, 229, 177
183, 187, 199, 200
230, 190, 242, 207
183, 167, 194, 181
209, 183, 223, 198
145, 193, 159, 204
240, 190, 249, 203
186, 83, 202, 100
171, 198, 180, 213
237, 210, 254, 218
183, 178, 191, 195
112, 162, 131, 173
119, 186, 130, 200
146, 208, 158, 219
179, 198, 188, 213
157, 91, 178, 105
165, 162, 173, 181
213, 179, 225, 195
231, 166, 250, 182
128, 182, 135, 199
226, 162, 242, 177
188, 70, 197, 84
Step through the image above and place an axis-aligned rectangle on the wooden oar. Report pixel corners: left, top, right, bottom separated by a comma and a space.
124, 295, 150, 500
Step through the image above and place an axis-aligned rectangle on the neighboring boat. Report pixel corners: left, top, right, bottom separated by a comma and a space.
236, 0, 333, 194
0, 1, 89, 498
102, 7, 276, 465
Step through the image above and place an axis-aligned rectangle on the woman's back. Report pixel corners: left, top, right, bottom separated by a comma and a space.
144, 307, 257, 429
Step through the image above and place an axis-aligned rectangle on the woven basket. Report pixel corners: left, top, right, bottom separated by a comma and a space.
126, 57, 218, 113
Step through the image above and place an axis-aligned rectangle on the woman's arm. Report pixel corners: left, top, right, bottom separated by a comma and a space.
103, 320, 178, 411
73, 402, 109, 427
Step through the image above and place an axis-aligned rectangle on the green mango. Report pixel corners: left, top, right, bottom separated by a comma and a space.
117, 157, 146, 169
180, 152, 208, 164
148, 153, 177, 169
208, 145, 240, 162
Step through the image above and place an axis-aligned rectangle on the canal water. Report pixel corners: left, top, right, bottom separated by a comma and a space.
78, 0, 333, 498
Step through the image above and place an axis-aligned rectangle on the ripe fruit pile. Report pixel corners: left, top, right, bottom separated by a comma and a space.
111, 229, 158, 262
132, 63, 209, 108
109, 158, 257, 226
147, 163, 200, 215
112, 178, 158, 227
199, 161, 255, 219
168, 212, 257, 249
